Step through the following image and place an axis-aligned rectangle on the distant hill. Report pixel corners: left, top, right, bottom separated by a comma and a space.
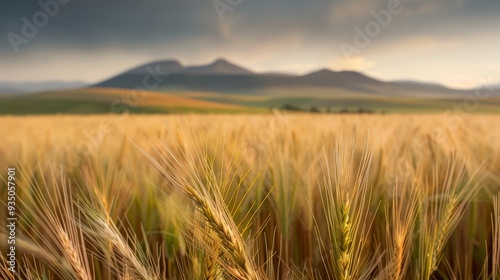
0, 88, 254, 115
124, 60, 185, 75
0, 89, 22, 94
0, 81, 86, 93
185, 59, 253, 75
94, 59, 474, 98
111, 58, 253, 77
2, 58, 499, 115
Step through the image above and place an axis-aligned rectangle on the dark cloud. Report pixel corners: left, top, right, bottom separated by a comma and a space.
2, 0, 496, 52
1, 0, 222, 51
1, 0, 499, 86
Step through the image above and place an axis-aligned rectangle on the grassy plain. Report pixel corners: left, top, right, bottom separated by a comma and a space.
2, 87, 500, 114
0, 88, 262, 115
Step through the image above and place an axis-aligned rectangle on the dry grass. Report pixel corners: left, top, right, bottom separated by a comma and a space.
0, 113, 499, 279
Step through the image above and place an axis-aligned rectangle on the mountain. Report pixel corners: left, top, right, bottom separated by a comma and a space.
185, 59, 253, 75
302, 69, 381, 85
123, 60, 185, 75
299, 69, 385, 93
0, 88, 23, 94
111, 58, 252, 77
95, 59, 257, 90
94, 59, 474, 98
2, 59, 500, 115
0, 81, 86, 93
393, 80, 445, 87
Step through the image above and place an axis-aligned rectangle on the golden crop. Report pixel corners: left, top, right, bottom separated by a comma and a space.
0, 113, 499, 279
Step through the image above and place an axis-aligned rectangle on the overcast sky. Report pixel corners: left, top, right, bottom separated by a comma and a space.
1, 0, 499, 88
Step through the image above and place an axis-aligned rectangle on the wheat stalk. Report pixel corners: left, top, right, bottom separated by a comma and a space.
204, 246, 220, 280
204, 256, 218, 280
431, 196, 457, 271
122, 266, 132, 280
338, 199, 353, 280
95, 218, 157, 280
57, 227, 91, 280
389, 232, 404, 280
184, 184, 259, 280
491, 195, 500, 280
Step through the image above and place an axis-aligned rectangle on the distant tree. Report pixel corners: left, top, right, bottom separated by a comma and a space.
310, 106, 320, 113
281, 103, 301, 111
358, 107, 374, 114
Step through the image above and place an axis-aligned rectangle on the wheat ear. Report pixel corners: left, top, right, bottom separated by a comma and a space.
338, 200, 353, 280
57, 227, 91, 280
431, 196, 458, 271
96, 218, 157, 280
184, 184, 259, 280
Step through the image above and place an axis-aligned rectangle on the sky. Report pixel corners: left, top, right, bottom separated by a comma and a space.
1, 0, 499, 89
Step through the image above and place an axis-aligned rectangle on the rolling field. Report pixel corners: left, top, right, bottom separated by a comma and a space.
175, 88, 500, 113
1, 114, 500, 279
0, 88, 263, 115
1, 87, 499, 115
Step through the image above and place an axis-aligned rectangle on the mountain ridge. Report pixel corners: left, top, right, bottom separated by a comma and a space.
93, 58, 476, 98
0, 80, 87, 93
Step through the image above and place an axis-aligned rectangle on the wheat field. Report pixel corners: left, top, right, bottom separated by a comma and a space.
1, 113, 499, 280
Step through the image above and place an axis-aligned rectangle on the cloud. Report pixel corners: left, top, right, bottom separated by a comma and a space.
330, 0, 385, 23
399, 0, 468, 17
0, 0, 499, 84
335, 55, 376, 71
